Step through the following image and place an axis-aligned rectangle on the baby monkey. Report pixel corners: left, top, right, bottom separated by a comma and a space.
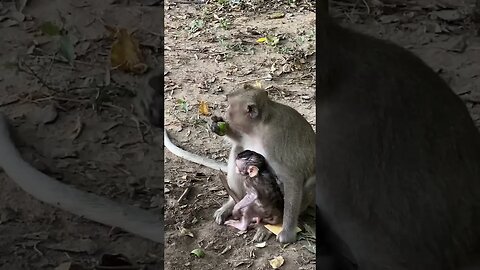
220, 150, 284, 231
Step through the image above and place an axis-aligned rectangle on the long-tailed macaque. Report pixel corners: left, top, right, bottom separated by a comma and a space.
161, 84, 315, 243
208, 86, 315, 243
316, 0, 480, 269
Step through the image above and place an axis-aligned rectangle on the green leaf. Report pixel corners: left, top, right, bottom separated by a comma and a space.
216, 122, 229, 136
58, 34, 76, 64
177, 98, 189, 112
191, 248, 205, 258
189, 19, 205, 33
40, 21, 61, 36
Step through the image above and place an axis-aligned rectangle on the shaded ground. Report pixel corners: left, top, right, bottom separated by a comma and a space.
0, 0, 163, 269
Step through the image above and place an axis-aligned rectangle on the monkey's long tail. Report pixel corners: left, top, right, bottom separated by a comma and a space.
164, 130, 228, 173
0, 113, 163, 244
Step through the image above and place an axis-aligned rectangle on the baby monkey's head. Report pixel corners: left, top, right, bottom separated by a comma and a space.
235, 150, 267, 178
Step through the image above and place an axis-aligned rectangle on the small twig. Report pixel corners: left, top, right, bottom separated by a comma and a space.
362, 0, 371, 14
29, 96, 89, 104
0, 97, 20, 107
236, 77, 269, 85
101, 103, 147, 142
17, 59, 59, 92
177, 186, 191, 203
33, 242, 44, 257
168, 0, 205, 4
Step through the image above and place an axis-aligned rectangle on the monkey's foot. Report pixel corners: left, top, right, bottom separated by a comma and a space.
253, 226, 273, 242
277, 228, 297, 243
225, 219, 248, 231
214, 204, 233, 225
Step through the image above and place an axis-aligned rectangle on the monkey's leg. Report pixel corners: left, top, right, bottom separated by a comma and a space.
225, 208, 253, 231
277, 172, 304, 243
301, 175, 316, 212
214, 145, 244, 224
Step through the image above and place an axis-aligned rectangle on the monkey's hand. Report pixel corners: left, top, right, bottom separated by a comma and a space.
210, 116, 229, 136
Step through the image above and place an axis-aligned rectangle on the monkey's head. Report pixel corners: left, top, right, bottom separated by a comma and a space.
225, 85, 269, 133
235, 150, 267, 178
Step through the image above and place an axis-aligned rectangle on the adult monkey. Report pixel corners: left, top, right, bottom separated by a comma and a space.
160, 85, 316, 243
317, 0, 480, 269
0, 71, 164, 244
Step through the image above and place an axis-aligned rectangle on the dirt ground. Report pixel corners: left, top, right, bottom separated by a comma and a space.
0, 0, 163, 269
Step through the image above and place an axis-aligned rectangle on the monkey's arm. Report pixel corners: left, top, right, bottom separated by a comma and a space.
219, 173, 240, 202
210, 116, 243, 143
233, 193, 257, 212
0, 114, 163, 243
223, 128, 243, 142
164, 130, 228, 172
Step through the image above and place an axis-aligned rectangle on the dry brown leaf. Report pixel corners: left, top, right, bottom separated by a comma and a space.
198, 101, 210, 116
269, 256, 285, 269
107, 26, 148, 74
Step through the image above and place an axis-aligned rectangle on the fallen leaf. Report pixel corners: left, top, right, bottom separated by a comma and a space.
58, 34, 76, 64
253, 80, 263, 88
40, 21, 61, 36
269, 256, 285, 269
268, 12, 285, 19
264, 223, 301, 236
177, 98, 189, 112
189, 19, 204, 33
179, 226, 194, 237
257, 35, 279, 46
191, 248, 205, 258
71, 117, 83, 139
108, 26, 148, 74
30, 104, 58, 125
254, 242, 267, 248
256, 37, 267, 43
198, 101, 210, 116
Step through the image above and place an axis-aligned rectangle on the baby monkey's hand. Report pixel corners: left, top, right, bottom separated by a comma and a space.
210, 116, 229, 136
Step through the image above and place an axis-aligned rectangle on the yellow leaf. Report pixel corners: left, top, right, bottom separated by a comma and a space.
256, 37, 267, 43
109, 27, 147, 74
269, 256, 285, 269
268, 12, 285, 19
264, 224, 301, 236
199, 101, 210, 116
253, 80, 263, 89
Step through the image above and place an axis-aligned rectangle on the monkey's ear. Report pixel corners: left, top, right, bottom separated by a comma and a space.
246, 104, 259, 118
248, 166, 259, 177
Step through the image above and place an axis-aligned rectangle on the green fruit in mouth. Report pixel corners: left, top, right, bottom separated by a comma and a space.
217, 121, 229, 136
